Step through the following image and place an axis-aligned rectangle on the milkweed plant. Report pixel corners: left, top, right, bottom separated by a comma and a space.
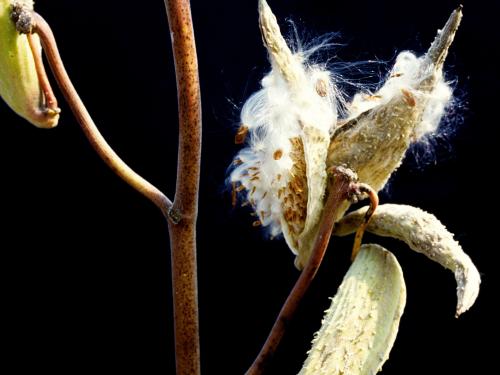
0, 0, 480, 374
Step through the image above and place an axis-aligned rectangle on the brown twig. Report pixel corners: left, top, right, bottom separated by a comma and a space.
26, 33, 60, 115
246, 166, 359, 375
163, 1, 202, 374
29, 13, 173, 217
351, 183, 379, 260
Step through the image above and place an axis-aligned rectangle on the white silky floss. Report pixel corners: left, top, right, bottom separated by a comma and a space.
230, 0, 337, 256
348, 50, 453, 141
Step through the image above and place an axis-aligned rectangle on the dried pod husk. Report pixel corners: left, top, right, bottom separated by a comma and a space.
334, 204, 480, 317
230, 0, 336, 264
300, 244, 406, 375
327, 7, 462, 192
0, 0, 59, 128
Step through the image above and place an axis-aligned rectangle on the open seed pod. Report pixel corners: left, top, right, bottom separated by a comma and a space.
327, 7, 462, 191
230, 0, 336, 265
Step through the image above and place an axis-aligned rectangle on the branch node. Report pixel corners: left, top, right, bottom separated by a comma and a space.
168, 208, 182, 225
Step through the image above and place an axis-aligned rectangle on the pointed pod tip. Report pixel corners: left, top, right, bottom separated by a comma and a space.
258, 0, 270, 15
425, 6, 463, 70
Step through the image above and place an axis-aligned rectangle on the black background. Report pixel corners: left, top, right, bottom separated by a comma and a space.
2, 0, 498, 374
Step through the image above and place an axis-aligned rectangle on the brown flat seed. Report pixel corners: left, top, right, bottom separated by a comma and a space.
364, 94, 383, 101
235, 124, 249, 144
231, 182, 237, 207
401, 89, 416, 107
273, 149, 283, 160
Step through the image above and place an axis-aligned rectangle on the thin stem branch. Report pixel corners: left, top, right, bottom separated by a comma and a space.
26, 33, 59, 115
246, 167, 359, 375
30, 13, 172, 216
351, 183, 379, 260
164, 0, 202, 374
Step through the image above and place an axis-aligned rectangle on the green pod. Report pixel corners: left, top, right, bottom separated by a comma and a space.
0, 0, 59, 128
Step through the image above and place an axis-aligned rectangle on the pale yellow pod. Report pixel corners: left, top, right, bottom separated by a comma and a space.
0, 0, 59, 128
300, 244, 406, 375
334, 204, 480, 317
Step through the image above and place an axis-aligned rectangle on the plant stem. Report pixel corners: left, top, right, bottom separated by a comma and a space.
26, 33, 59, 115
30, 13, 172, 217
30, 11, 201, 375
246, 167, 358, 375
163, 0, 202, 374
351, 183, 379, 260
33, 3, 202, 372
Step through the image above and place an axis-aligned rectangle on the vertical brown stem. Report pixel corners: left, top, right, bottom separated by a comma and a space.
164, 1, 202, 374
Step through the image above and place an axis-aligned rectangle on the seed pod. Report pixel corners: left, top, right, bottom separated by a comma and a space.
0, 0, 59, 128
230, 0, 337, 261
327, 7, 461, 191
334, 204, 480, 317
300, 244, 406, 375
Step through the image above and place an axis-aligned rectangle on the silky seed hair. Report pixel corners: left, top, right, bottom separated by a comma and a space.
229, 0, 338, 252
229, 1, 461, 267
328, 7, 461, 192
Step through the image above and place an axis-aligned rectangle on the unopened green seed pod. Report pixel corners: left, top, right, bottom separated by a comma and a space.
0, 0, 59, 128
300, 244, 406, 375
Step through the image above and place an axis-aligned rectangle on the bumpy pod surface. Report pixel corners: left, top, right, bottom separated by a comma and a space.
300, 244, 406, 375
334, 204, 480, 317
0, 0, 59, 128
327, 7, 461, 191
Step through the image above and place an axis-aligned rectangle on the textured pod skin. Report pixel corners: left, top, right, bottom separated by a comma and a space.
300, 244, 406, 375
327, 7, 461, 191
0, 0, 58, 128
329, 95, 416, 192
334, 204, 480, 317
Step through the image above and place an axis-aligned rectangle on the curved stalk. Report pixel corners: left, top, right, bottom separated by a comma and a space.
30, 13, 172, 216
